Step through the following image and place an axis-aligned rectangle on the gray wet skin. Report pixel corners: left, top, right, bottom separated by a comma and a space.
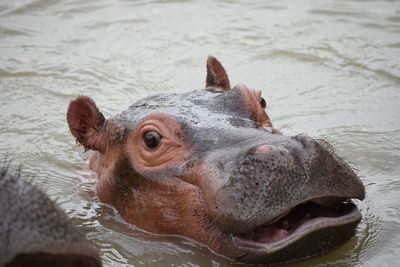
0, 165, 102, 267
67, 57, 365, 264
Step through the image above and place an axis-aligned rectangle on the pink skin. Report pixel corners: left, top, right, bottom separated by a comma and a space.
254, 145, 274, 153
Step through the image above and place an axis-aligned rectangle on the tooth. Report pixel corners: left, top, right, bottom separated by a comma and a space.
281, 220, 289, 230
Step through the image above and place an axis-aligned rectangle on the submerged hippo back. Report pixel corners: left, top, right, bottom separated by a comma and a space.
0, 165, 101, 267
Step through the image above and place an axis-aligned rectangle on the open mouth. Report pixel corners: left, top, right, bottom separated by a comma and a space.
232, 197, 361, 252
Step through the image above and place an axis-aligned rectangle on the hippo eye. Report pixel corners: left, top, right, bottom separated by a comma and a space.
143, 131, 162, 149
260, 97, 266, 109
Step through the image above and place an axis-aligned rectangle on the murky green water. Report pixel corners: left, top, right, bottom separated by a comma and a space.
1, 0, 399, 266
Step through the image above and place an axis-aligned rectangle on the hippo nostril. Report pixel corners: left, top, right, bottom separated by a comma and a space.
293, 133, 315, 149
254, 145, 274, 153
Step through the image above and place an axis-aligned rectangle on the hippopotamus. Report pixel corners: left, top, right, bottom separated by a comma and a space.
66, 57, 365, 264
0, 164, 102, 267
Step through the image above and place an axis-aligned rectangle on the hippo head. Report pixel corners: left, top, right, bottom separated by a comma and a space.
67, 57, 365, 264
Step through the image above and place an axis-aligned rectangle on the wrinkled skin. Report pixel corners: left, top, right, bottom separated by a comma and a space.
0, 164, 102, 267
67, 57, 365, 265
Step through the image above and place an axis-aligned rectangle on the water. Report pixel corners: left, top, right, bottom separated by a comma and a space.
1, 0, 399, 266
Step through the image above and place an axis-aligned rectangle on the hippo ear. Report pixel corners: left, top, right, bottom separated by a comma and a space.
67, 96, 108, 152
206, 56, 231, 91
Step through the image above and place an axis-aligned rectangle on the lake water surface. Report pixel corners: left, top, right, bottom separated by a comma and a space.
1, 0, 400, 266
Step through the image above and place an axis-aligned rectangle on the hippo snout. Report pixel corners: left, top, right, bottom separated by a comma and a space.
208, 134, 365, 234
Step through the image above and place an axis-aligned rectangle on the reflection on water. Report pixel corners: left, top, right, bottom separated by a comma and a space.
0, 0, 399, 266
